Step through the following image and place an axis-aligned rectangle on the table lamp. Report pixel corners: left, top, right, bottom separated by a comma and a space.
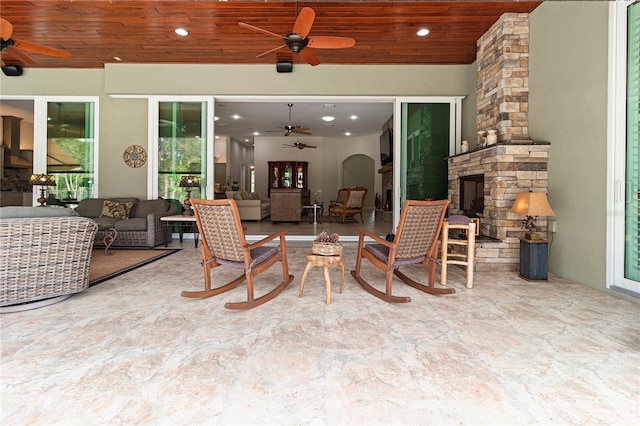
509, 191, 555, 240
29, 173, 56, 207
179, 175, 199, 216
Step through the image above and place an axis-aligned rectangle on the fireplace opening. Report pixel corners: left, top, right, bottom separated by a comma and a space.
459, 175, 484, 216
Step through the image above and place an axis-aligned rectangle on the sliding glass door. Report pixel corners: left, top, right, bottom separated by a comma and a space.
608, 1, 639, 294
393, 97, 462, 226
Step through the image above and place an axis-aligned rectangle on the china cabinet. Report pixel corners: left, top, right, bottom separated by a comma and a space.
267, 161, 308, 197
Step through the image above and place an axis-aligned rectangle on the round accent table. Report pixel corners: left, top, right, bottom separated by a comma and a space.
298, 253, 345, 304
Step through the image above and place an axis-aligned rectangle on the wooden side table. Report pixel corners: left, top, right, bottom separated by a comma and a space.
298, 253, 345, 304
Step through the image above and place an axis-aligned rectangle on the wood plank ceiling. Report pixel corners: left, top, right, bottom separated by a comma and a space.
0, 1, 541, 69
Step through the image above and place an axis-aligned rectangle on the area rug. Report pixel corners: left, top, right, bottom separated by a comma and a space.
89, 248, 180, 286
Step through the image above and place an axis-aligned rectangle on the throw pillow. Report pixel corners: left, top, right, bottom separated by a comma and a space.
100, 200, 133, 220
241, 191, 251, 200
250, 192, 260, 200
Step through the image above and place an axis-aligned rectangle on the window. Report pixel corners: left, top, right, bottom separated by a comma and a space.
46, 100, 97, 201
154, 100, 209, 202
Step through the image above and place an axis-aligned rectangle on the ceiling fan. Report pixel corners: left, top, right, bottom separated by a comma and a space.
0, 18, 71, 67
274, 103, 312, 137
238, 6, 355, 66
282, 140, 317, 150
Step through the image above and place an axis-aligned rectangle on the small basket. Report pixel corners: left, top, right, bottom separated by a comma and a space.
312, 242, 343, 256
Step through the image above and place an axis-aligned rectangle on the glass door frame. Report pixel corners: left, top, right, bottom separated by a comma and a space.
392, 96, 463, 228
148, 96, 216, 200
607, 0, 640, 295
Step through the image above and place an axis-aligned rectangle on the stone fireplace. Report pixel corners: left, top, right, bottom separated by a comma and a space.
446, 13, 551, 271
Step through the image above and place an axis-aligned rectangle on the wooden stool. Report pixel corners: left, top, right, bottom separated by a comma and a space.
440, 216, 476, 288
299, 254, 345, 304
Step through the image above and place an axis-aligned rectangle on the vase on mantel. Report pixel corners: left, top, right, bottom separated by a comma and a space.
476, 131, 486, 148
461, 140, 469, 153
486, 129, 498, 145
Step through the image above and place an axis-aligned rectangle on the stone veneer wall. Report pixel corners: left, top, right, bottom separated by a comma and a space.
448, 143, 550, 271
476, 13, 531, 144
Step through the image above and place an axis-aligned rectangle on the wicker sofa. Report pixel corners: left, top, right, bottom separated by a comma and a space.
224, 191, 271, 221
75, 197, 177, 248
0, 206, 98, 312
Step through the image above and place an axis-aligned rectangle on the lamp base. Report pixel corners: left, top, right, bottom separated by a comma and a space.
182, 198, 193, 216
525, 232, 541, 240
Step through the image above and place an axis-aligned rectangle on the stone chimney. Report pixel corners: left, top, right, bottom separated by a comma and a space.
476, 13, 531, 143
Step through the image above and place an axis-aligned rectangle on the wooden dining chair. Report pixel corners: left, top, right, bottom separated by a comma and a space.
183, 198, 293, 309
351, 199, 453, 303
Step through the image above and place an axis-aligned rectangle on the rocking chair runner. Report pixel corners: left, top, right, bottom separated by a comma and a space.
183, 199, 293, 309
351, 199, 453, 303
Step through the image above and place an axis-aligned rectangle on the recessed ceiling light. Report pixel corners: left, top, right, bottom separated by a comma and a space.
322, 116, 335, 122
417, 28, 430, 37
350, 115, 358, 120
344, 132, 351, 136
232, 114, 241, 120
175, 28, 189, 36
253, 131, 260, 136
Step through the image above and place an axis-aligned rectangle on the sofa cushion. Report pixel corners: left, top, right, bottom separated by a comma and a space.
93, 217, 119, 229
100, 200, 134, 220
114, 217, 147, 231
135, 199, 169, 218
75, 198, 107, 218
0, 206, 79, 219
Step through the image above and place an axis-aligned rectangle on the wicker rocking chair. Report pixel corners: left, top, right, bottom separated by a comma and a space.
350, 199, 453, 303
183, 199, 293, 309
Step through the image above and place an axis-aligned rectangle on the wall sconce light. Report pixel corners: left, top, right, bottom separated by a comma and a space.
29, 173, 56, 207
179, 175, 199, 216
509, 191, 555, 240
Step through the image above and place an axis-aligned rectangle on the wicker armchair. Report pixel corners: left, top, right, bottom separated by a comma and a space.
0, 215, 98, 312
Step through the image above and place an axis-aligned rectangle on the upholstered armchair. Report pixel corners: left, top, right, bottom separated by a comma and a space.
328, 186, 368, 223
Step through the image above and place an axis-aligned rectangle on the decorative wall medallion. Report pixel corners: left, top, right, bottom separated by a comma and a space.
123, 145, 147, 168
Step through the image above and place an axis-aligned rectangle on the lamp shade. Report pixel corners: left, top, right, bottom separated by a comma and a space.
28, 173, 56, 187
179, 175, 199, 188
509, 192, 555, 217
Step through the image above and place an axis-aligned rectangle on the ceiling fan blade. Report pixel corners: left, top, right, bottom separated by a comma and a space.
304, 145, 317, 148
294, 130, 312, 135
13, 39, 71, 58
0, 18, 13, 40
293, 7, 315, 39
2, 47, 37, 64
298, 47, 320, 66
308, 36, 356, 49
256, 44, 287, 59
238, 22, 286, 40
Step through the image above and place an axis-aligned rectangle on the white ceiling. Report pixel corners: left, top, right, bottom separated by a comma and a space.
215, 101, 393, 145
